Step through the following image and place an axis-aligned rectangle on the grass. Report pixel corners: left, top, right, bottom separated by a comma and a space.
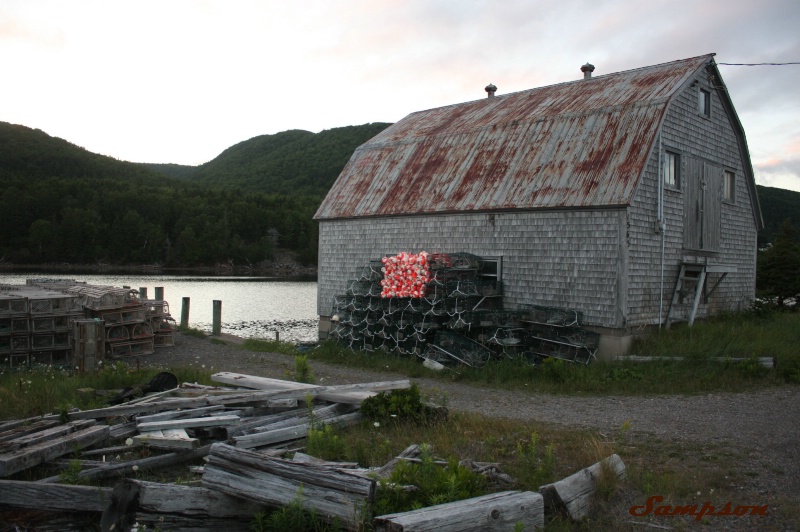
1, 308, 796, 528
0, 361, 215, 420
237, 308, 800, 395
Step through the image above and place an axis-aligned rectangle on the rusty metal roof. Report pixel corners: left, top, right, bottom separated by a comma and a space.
315, 54, 716, 220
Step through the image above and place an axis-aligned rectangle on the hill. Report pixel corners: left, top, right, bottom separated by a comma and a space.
0, 122, 168, 183
141, 123, 391, 196
756, 185, 800, 245
0, 122, 323, 268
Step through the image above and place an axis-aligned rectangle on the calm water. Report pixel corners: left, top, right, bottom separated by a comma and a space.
0, 272, 319, 343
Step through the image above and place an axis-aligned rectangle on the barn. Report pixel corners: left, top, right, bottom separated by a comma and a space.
313, 54, 763, 356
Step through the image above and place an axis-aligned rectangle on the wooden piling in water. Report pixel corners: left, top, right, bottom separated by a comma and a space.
154, 287, 164, 301
212, 300, 222, 336
180, 297, 190, 328
139, 287, 148, 300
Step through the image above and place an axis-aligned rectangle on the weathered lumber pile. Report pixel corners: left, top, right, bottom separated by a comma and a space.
0, 371, 627, 531
0, 372, 410, 530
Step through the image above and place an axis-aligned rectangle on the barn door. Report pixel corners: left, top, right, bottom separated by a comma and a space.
684, 159, 721, 252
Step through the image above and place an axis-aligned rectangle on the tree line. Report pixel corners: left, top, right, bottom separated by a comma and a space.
0, 172, 320, 267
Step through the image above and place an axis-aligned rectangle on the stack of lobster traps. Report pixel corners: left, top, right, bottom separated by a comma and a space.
329, 252, 600, 368
0, 280, 179, 370
0, 285, 82, 369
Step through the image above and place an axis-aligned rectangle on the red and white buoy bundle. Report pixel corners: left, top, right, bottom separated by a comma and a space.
380, 251, 431, 298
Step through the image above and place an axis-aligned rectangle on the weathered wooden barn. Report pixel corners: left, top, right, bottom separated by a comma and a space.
313, 54, 763, 356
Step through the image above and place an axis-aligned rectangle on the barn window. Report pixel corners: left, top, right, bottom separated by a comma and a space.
480, 256, 503, 296
699, 89, 711, 117
663, 151, 680, 189
723, 170, 735, 203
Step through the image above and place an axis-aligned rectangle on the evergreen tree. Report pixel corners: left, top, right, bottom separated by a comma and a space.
757, 219, 800, 307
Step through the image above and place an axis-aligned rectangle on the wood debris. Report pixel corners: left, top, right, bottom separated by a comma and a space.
0, 371, 626, 530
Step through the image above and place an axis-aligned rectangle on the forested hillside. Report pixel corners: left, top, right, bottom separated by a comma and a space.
0, 122, 323, 268
142, 123, 391, 196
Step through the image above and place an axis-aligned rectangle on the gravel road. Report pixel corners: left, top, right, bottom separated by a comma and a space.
134, 332, 800, 530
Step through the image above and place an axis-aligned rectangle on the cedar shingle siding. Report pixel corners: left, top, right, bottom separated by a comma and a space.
314, 54, 762, 351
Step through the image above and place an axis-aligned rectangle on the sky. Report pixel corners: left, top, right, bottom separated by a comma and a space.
2, 0, 800, 192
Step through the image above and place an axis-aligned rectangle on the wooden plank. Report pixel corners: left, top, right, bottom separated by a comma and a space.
374, 490, 544, 531
202, 443, 375, 530
52, 396, 214, 421
135, 405, 227, 423
0, 479, 112, 512
38, 444, 213, 484
539, 454, 625, 520
0, 425, 110, 477
0, 418, 61, 444
0, 419, 96, 453
101, 479, 264, 532
373, 444, 421, 479
235, 412, 362, 449
137, 415, 240, 432
613, 355, 775, 368
211, 372, 411, 404
133, 428, 200, 450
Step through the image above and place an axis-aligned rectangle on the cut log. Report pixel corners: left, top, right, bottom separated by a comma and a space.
202, 442, 375, 530
539, 453, 625, 520
0, 424, 110, 478
374, 490, 544, 531
0, 479, 112, 512
101, 479, 264, 532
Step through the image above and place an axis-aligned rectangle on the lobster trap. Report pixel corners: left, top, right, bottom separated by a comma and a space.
423, 330, 494, 368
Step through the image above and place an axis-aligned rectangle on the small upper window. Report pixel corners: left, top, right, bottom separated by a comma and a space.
699, 89, 711, 117
724, 171, 735, 202
664, 151, 680, 189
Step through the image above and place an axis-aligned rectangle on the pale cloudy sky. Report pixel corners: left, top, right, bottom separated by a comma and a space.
2, 0, 799, 192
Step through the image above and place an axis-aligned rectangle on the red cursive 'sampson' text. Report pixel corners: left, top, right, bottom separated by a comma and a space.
629, 496, 768, 521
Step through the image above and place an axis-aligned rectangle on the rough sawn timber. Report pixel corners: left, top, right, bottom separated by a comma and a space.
538, 453, 626, 520
211, 372, 412, 404
0, 424, 110, 478
101, 479, 265, 532
0, 479, 112, 512
202, 442, 375, 530
373, 490, 544, 531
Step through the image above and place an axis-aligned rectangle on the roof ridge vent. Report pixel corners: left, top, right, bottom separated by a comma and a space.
485, 83, 497, 98
581, 63, 595, 80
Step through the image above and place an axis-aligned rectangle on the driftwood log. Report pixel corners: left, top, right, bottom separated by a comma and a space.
539, 453, 626, 520
202, 442, 375, 530
101, 479, 265, 532
374, 490, 544, 531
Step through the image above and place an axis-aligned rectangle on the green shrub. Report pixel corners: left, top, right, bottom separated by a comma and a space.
374, 443, 486, 515
361, 384, 428, 424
